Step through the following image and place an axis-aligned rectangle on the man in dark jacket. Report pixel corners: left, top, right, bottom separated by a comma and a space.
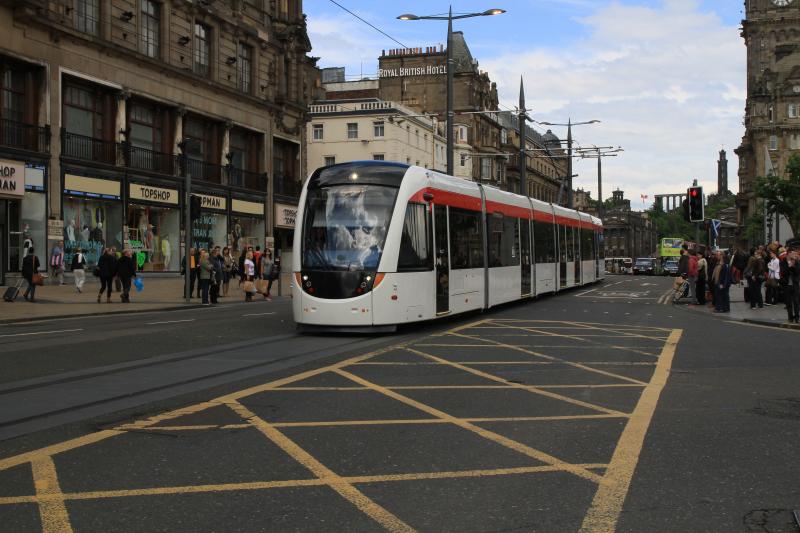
180, 247, 200, 298
97, 248, 118, 303
677, 247, 690, 277
116, 248, 137, 303
21, 248, 41, 302
781, 251, 800, 323
210, 246, 224, 304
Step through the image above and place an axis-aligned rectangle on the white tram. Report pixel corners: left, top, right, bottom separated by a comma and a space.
292, 161, 604, 330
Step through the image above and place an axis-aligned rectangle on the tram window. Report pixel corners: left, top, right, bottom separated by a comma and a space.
558, 225, 567, 262
533, 221, 556, 263
582, 229, 595, 260
488, 214, 520, 267
449, 207, 483, 270
565, 226, 574, 262
398, 203, 433, 271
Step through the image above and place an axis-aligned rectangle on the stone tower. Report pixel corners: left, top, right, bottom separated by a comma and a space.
735, 0, 800, 242
718, 149, 729, 196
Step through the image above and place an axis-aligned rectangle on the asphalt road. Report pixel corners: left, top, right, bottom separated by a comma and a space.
1, 275, 799, 532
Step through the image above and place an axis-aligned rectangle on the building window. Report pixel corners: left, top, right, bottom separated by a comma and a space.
500, 129, 508, 144
769, 134, 778, 151
228, 130, 252, 186
237, 42, 252, 93
312, 124, 323, 140
373, 121, 384, 138
480, 158, 491, 180
140, 0, 160, 58
324, 156, 335, 167
193, 22, 210, 76
373, 154, 384, 161
63, 84, 104, 139
129, 103, 162, 151
789, 104, 798, 119
769, 105, 774, 123
76, 0, 100, 36
0, 67, 25, 124
347, 122, 358, 139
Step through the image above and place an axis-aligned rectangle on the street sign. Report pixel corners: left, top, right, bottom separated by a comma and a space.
711, 219, 722, 238
47, 219, 64, 241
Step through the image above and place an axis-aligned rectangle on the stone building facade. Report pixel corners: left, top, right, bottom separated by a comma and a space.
0, 0, 318, 283
735, 0, 800, 245
602, 190, 657, 259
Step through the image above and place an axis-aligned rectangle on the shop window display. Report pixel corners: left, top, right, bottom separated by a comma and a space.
63, 197, 122, 267
192, 212, 227, 253
230, 216, 265, 254
20, 192, 46, 269
126, 204, 180, 271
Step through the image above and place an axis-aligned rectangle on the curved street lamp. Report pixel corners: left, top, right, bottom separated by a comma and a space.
398, 7, 506, 176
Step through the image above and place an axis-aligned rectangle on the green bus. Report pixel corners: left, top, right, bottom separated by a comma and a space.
659, 238, 684, 258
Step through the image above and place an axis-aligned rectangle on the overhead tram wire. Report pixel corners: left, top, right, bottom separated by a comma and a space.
327, 0, 410, 50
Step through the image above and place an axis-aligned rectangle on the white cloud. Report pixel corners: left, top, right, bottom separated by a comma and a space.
484, 0, 745, 206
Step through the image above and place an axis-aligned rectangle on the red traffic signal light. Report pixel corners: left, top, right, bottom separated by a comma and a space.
687, 186, 704, 222
690, 189, 698, 197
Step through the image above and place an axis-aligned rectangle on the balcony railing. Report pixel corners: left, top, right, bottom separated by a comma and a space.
185, 158, 224, 184
0, 119, 50, 154
273, 175, 303, 198
229, 167, 268, 192
125, 144, 179, 175
62, 130, 116, 164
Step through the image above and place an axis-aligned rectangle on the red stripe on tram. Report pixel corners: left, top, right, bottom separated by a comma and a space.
485, 200, 533, 220
409, 188, 483, 211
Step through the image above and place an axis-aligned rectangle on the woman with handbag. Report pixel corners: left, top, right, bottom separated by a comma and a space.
260, 249, 275, 301
22, 248, 41, 302
766, 250, 781, 306
243, 250, 256, 302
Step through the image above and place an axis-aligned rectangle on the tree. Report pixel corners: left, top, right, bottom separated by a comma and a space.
756, 153, 800, 237
646, 201, 695, 241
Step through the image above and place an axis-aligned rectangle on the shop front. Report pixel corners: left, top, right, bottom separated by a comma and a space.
62, 174, 123, 268
273, 201, 297, 252
126, 182, 181, 271
1, 160, 47, 284
191, 192, 227, 252
231, 198, 266, 255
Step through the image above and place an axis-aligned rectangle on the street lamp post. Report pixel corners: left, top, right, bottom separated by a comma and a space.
538, 119, 600, 208
576, 146, 623, 219
398, 7, 505, 177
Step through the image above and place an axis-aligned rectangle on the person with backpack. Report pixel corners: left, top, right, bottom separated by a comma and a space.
21, 247, 41, 302
71, 248, 87, 293
50, 241, 65, 285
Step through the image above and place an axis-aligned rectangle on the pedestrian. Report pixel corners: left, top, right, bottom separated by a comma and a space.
696, 252, 708, 306
50, 241, 65, 285
71, 247, 87, 293
687, 250, 699, 303
714, 251, 733, 313
116, 248, 137, 303
96, 248, 118, 303
253, 246, 263, 279
781, 250, 800, 323
243, 250, 256, 302
111, 246, 121, 293
237, 247, 249, 287
222, 246, 234, 297
744, 248, 765, 309
21, 247, 41, 302
260, 248, 275, 301
210, 246, 224, 304
677, 247, 689, 278
766, 250, 781, 306
198, 249, 213, 305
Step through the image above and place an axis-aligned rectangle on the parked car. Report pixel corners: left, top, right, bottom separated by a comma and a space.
663, 257, 680, 276
633, 258, 656, 275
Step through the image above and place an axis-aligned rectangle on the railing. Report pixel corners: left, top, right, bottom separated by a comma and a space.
229, 167, 267, 192
125, 144, 179, 175
0, 119, 50, 153
185, 158, 223, 184
273, 175, 303, 198
62, 130, 116, 164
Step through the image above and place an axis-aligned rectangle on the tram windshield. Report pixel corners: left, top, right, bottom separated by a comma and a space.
302, 185, 398, 271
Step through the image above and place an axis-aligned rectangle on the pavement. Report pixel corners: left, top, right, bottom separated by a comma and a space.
0, 275, 799, 532
0, 275, 293, 324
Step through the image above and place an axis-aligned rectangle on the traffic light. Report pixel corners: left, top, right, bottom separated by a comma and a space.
190, 195, 202, 221
688, 186, 704, 222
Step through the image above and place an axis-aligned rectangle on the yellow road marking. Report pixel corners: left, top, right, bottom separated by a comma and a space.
563, 321, 667, 343
430, 318, 491, 336
225, 400, 415, 533
486, 319, 672, 332
447, 332, 648, 386
31, 457, 72, 533
475, 322, 592, 342
580, 329, 683, 533
335, 368, 603, 484
0, 463, 609, 506
353, 361, 656, 366
405, 347, 626, 417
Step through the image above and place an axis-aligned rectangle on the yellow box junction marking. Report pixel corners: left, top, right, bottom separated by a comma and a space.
0, 318, 681, 533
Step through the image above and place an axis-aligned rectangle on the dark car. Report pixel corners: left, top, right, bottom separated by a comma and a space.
663, 258, 680, 276
632, 258, 656, 275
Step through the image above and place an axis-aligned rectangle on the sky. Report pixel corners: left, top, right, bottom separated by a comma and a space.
305, 0, 747, 210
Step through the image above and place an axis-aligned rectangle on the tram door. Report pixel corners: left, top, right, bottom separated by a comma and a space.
559, 225, 567, 289
520, 219, 531, 296
434, 205, 450, 314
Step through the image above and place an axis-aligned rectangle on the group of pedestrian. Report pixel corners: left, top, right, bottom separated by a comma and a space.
743, 242, 800, 323
95, 247, 137, 303
182, 246, 277, 304
675, 241, 800, 322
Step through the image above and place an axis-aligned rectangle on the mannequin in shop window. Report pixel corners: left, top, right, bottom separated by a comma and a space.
65, 220, 76, 243
81, 225, 90, 243
90, 222, 104, 246
162, 235, 171, 271
22, 225, 33, 259
231, 219, 242, 251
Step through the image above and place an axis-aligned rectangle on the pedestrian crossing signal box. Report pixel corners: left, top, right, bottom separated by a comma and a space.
688, 186, 704, 222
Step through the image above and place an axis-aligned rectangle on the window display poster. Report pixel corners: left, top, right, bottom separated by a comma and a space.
21, 191, 46, 268
63, 197, 122, 267
230, 216, 265, 253
192, 212, 227, 253
126, 204, 180, 271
